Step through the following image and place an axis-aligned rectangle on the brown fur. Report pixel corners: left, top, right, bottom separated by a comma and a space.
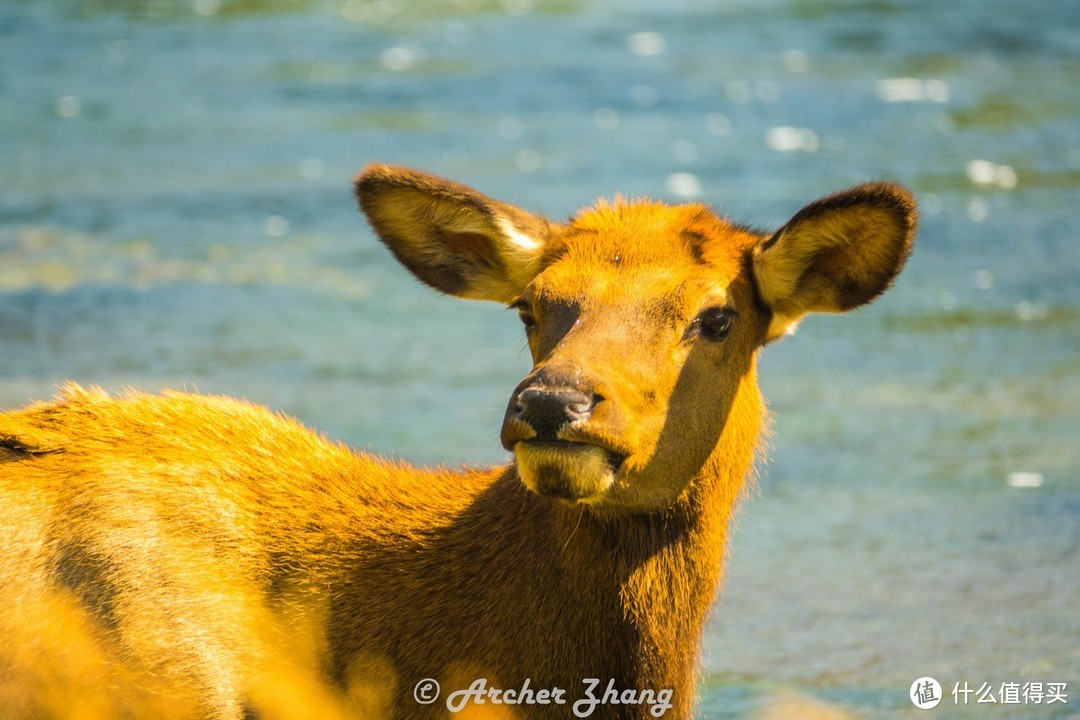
0, 165, 916, 719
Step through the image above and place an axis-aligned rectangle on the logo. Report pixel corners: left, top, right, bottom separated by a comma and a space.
414, 678, 440, 705
911, 677, 942, 709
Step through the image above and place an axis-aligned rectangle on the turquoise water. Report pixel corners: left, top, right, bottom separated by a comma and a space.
2, 0, 1078, 717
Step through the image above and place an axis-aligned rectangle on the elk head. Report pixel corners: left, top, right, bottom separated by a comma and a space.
356, 165, 915, 514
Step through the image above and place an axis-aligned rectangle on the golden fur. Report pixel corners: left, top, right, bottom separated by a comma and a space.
0, 165, 916, 719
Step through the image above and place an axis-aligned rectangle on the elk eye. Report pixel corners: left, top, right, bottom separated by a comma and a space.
696, 307, 734, 341
515, 305, 536, 331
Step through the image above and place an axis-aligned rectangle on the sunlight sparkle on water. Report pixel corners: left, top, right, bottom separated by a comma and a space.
876, 77, 950, 103
666, 172, 702, 199
628, 31, 666, 57
592, 107, 619, 131
765, 126, 819, 153
966, 159, 1018, 190
1007, 472, 1045, 489
380, 47, 418, 72
56, 95, 81, 118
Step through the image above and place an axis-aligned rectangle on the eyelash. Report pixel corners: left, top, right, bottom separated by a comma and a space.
511, 301, 536, 331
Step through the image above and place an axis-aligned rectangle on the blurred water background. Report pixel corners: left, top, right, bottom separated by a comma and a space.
1, 0, 1078, 717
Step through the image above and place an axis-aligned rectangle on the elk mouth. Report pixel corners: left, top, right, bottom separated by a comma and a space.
520, 440, 627, 472
512, 440, 628, 502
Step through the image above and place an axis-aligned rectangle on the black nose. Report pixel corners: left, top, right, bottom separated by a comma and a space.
513, 387, 596, 440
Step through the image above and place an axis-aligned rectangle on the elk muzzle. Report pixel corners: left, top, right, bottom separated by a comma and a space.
502, 381, 619, 502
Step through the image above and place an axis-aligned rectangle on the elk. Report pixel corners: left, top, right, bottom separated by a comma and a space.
0, 164, 915, 720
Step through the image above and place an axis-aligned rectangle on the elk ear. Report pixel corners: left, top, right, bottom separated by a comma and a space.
751, 182, 916, 340
355, 164, 554, 303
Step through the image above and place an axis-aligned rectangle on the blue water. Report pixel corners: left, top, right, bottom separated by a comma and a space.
2, 1, 1078, 717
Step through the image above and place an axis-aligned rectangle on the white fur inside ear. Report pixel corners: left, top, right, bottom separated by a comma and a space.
766, 313, 802, 341
450, 216, 547, 302
496, 218, 543, 251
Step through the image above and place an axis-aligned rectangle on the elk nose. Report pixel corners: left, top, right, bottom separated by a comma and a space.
513, 387, 596, 439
